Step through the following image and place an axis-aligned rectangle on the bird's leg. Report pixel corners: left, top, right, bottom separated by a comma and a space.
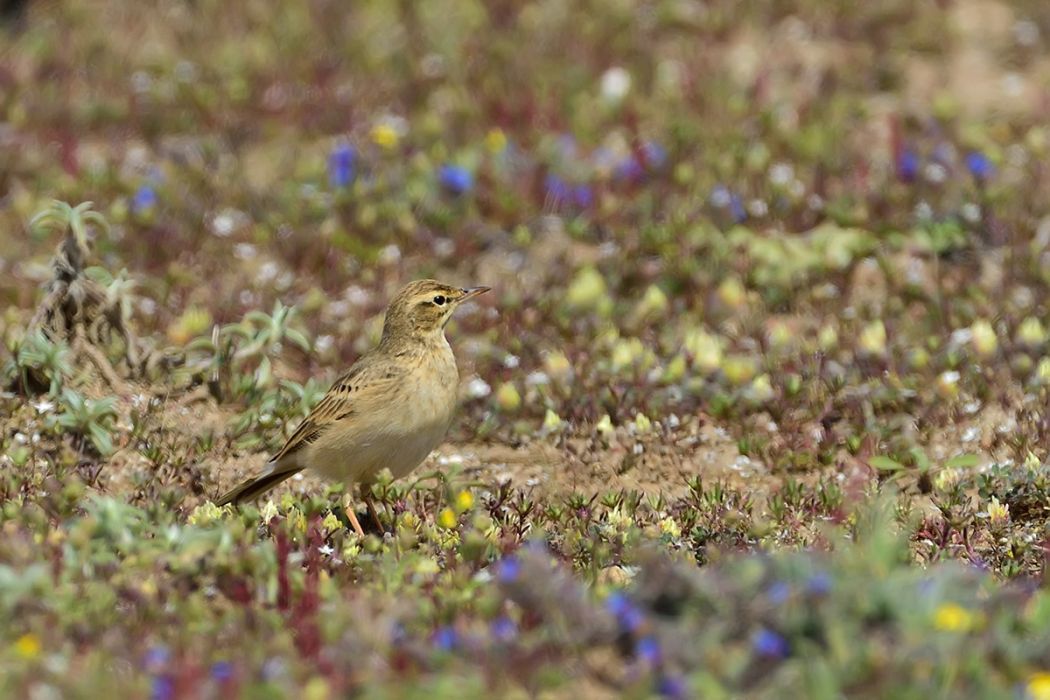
342, 496, 365, 537
361, 482, 384, 532
364, 496, 383, 532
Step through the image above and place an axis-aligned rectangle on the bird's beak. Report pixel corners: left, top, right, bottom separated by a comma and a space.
459, 286, 491, 302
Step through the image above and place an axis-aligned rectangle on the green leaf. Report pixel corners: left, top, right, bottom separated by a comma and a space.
88, 422, 114, 456
944, 454, 981, 469
869, 455, 906, 472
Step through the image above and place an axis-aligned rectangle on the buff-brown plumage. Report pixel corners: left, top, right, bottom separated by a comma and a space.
216, 280, 490, 534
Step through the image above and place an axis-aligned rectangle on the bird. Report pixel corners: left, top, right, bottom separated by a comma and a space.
216, 279, 490, 536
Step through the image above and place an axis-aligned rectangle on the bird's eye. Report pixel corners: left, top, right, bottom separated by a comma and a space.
432, 295, 446, 306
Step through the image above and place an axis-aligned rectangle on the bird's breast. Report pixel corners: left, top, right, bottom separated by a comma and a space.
307, 342, 459, 484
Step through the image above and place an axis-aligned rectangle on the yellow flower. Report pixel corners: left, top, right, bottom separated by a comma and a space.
658, 517, 681, 538
485, 128, 507, 153
437, 507, 458, 529
286, 507, 307, 533
260, 500, 279, 523
987, 496, 1010, 526
371, 123, 400, 150
14, 633, 41, 659
970, 320, 998, 358
400, 511, 420, 530
818, 324, 839, 351
722, 355, 757, 386
1027, 672, 1050, 700
934, 468, 961, 492
542, 409, 564, 433
187, 501, 226, 526
717, 277, 747, 310
684, 328, 724, 373
454, 490, 474, 513
495, 382, 521, 411
321, 511, 343, 532
606, 507, 634, 531
1017, 317, 1046, 348
859, 320, 888, 357
415, 557, 440, 576
303, 676, 331, 700
933, 603, 974, 632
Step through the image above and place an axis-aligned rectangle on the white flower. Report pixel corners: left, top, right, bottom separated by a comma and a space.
32, 400, 54, 415
600, 67, 631, 101
466, 377, 491, 399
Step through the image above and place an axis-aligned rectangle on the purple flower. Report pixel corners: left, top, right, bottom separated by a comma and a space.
964, 151, 994, 181
574, 184, 594, 209
132, 186, 157, 214
556, 133, 578, 158
710, 185, 746, 223
807, 572, 832, 595
496, 556, 520, 583
752, 628, 789, 659
433, 626, 458, 651
328, 143, 356, 188
657, 674, 688, 699
605, 591, 631, 617
642, 141, 668, 169
150, 676, 174, 700
615, 155, 644, 182
491, 616, 518, 642
438, 164, 473, 195
897, 148, 919, 182
545, 174, 571, 203
606, 592, 644, 633
729, 194, 746, 223
767, 581, 791, 605
210, 661, 233, 682
143, 646, 169, 671
636, 635, 661, 664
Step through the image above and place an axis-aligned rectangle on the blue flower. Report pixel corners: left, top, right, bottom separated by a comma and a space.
574, 184, 594, 209
328, 143, 356, 188
545, 174, 571, 203
143, 645, 169, 671
897, 148, 919, 182
615, 155, 644, 182
729, 194, 747, 223
710, 185, 746, 222
606, 592, 644, 633
642, 141, 668, 169
605, 591, 631, 617
438, 164, 473, 195
657, 674, 688, 699
496, 556, 520, 583
752, 628, 789, 659
150, 676, 174, 700
433, 626, 458, 651
965, 151, 994, 181
556, 133, 578, 158
132, 186, 157, 214
807, 572, 832, 595
210, 661, 233, 682
767, 581, 791, 605
491, 616, 518, 642
636, 635, 661, 664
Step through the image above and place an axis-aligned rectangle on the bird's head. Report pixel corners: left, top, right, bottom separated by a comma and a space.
381, 279, 490, 343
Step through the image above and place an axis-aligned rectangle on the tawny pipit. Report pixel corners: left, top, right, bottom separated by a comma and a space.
217, 280, 490, 535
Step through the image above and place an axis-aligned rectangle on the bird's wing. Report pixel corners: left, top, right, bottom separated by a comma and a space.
269, 355, 406, 463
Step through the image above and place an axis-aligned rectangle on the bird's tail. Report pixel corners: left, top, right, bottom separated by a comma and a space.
216, 459, 303, 506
